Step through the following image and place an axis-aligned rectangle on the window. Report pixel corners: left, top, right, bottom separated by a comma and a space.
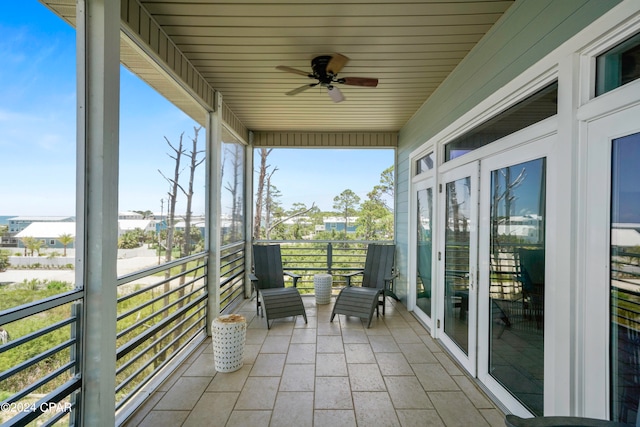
596, 32, 640, 96
416, 152, 434, 174
444, 82, 558, 162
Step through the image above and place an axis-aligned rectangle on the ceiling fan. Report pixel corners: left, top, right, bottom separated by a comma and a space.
276, 54, 378, 103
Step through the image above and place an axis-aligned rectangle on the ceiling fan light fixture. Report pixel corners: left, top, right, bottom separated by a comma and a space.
327, 86, 345, 103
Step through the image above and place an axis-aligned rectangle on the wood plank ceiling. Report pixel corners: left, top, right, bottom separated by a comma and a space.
139, 0, 514, 133
44, 0, 515, 134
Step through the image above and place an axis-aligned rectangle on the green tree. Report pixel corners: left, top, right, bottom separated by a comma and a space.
0, 250, 10, 271
333, 189, 361, 237
21, 236, 43, 256
57, 233, 74, 257
356, 196, 393, 240
369, 165, 394, 211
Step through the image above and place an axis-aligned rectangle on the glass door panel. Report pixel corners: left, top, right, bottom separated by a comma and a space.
610, 132, 640, 424
416, 185, 434, 317
488, 157, 546, 416
439, 161, 478, 373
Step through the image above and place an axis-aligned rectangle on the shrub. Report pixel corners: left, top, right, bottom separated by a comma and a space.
0, 250, 10, 271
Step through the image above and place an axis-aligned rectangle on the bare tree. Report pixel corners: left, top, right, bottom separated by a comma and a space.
253, 148, 274, 239
158, 132, 185, 268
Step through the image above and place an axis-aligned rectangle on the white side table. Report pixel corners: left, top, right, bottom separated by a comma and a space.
211, 314, 246, 372
314, 274, 332, 305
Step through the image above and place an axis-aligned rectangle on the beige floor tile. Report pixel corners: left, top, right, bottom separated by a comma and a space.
261, 334, 291, 353
434, 352, 464, 376
429, 391, 490, 427
370, 335, 402, 352
391, 328, 423, 344
121, 391, 165, 426
344, 343, 376, 364
225, 410, 271, 427
234, 376, 280, 410
314, 410, 357, 427
270, 391, 314, 427
317, 335, 344, 353
318, 317, 342, 335
376, 352, 414, 376
316, 353, 348, 376
286, 343, 316, 364
206, 364, 251, 392
243, 344, 261, 364
182, 352, 216, 377
267, 320, 295, 335
295, 314, 315, 328
452, 375, 494, 408
420, 335, 445, 353
399, 342, 439, 364
291, 328, 317, 343
280, 363, 315, 391
245, 328, 268, 345
182, 392, 238, 427
154, 377, 211, 410
352, 391, 400, 426
137, 410, 190, 427
341, 329, 369, 343
479, 408, 508, 427
315, 376, 353, 409
363, 322, 391, 335
384, 376, 433, 409
348, 363, 386, 391
412, 364, 460, 392
250, 353, 286, 376
396, 409, 445, 427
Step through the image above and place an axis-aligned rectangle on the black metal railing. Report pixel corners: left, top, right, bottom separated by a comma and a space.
0, 289, 83, 426
115, 252, 208, 411
253, 240, 394, 293
220, 242, 246, 313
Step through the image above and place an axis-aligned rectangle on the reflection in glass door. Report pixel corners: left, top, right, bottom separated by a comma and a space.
610, 132, 640, 424
416, 185, 434, 317
487, 157, 546, 416
440, 162, 478, 372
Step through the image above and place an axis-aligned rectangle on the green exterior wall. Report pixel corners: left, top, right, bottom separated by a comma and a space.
394, 0, 621, 301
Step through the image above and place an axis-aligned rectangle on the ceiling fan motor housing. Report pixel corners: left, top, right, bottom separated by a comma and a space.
311, 55, 335, 84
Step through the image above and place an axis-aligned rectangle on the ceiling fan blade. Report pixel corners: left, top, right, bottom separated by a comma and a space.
327, 86, 345, 103
327, 54, 349, 75
276, 65, 312, 77
286, 83, 317, 96
340, 77, 379, 87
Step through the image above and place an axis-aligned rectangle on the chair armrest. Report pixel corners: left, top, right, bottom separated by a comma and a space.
341, 270, 364, 287
248, 273, 258, 283
284, 271, 301, 287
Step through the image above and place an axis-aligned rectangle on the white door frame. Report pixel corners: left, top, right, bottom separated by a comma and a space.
437, 160, 479, 376
477, 134, 555, 417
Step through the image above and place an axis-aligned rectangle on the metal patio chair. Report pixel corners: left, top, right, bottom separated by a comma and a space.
330, 243, 396, 328
249, 244, 307, 329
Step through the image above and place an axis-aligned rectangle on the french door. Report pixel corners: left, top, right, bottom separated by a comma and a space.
438, 161, 479, 375
477, 139, 551, 417
413, 177, 435, 328
583, 102, 640, 422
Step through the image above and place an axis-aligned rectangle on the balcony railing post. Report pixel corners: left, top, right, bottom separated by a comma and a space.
327, 242, 333, 274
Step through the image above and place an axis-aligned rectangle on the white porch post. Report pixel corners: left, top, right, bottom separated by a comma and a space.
76, 0, 120, 424
245, 131, 254, 298
206, 91, 223, 332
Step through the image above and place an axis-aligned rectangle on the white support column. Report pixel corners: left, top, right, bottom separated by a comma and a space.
206, 91, 223, 332
76, 0, 120, 424
245, 131, 255, 298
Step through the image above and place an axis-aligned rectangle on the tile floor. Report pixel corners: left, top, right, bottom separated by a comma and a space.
123, 295, 506, 427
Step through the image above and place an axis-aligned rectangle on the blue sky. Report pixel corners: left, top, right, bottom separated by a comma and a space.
1, 1, 393, 217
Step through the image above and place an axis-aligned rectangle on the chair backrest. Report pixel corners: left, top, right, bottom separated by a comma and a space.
253, 244, 285, 290
517, 248, 545, 288
362, 244, 396, 290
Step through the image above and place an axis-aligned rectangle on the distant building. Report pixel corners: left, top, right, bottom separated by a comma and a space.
8, 216, 74, 234
118, 219, 156, 237
320, 216, 358, 234
15, 222, 76, 250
